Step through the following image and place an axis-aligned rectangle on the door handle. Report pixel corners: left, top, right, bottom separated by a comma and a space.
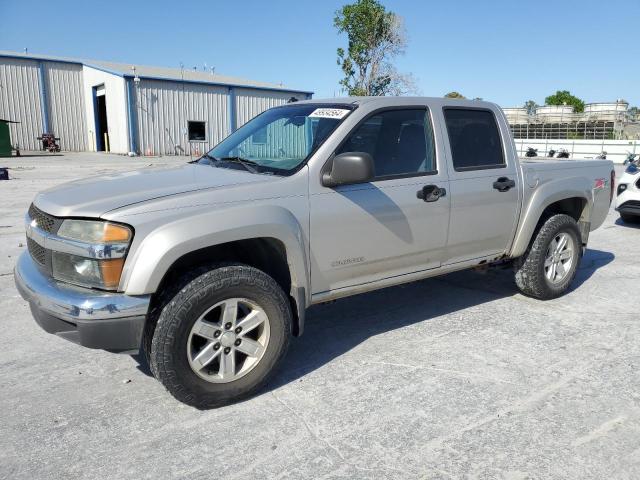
493, 177, 516, 192
417, 184, 446, 202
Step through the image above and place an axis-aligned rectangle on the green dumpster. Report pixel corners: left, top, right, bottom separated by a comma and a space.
0, 119, 18, 157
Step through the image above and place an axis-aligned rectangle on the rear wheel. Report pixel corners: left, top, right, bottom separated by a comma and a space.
515, 214, 582, 300
149, 264, 292, 408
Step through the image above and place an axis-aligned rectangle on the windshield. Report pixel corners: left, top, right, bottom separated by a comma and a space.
198, 104, 354, 175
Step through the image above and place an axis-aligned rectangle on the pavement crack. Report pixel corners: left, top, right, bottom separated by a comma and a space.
363, 360, 521, 385
271, 391, 345, 461
572, 415, 627, 447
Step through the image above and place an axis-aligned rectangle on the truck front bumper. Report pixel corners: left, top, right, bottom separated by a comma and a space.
14, 252, 151, 353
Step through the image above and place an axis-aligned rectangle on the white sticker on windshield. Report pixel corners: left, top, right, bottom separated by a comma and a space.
309, 108, 351, 120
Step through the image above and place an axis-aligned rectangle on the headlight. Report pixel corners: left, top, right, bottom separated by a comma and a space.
617, 184, 627, 196
52, 252, 125, 290
52, 220, 132, 290
58, 219, 131, 243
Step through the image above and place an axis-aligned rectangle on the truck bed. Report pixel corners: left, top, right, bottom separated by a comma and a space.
519, 157, 613, 233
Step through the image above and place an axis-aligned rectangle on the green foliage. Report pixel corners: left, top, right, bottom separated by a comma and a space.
334, 0, 414, 96
444, 91, 466, 99
524, 100, 538, 115
544, 90, 585, 113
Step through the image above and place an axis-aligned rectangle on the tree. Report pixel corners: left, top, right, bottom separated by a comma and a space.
444, 91, 466, 99
334, 0, 417, 96
544, 90, 585, 113
524, 100, 538, 115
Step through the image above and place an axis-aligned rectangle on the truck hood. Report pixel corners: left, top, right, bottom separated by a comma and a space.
34, 163, 279, 218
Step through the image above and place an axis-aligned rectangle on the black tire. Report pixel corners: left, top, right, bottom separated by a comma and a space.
620, 213, 640, 224
149, 264, 292, 408
514, 214, 582, 300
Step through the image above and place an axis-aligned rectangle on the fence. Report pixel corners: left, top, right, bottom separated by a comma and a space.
504, 108, 639, 141
509, 121, 618, 140
514, 138, 640, 164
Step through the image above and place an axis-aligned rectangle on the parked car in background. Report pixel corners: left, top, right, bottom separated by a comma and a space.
616, 163, 640, 223
15, 97, 615, 408
623, 152, 638, 166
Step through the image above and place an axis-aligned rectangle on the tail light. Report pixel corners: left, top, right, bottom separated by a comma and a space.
610, 169, 615, 203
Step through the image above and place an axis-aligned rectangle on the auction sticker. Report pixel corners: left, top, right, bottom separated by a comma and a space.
309, 108, 351, 119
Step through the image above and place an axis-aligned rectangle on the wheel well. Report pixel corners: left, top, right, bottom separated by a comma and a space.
151, 238, 303, 336
540, 197, 587, 223
529, 196, 588, 249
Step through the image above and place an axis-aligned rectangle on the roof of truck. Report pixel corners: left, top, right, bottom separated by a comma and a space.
295, 96, 500, 109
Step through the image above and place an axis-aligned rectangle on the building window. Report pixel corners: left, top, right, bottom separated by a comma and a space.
188, 121, 206, 142
251, 126, 268, 144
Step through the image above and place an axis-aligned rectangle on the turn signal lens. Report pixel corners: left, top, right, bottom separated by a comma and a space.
103, 223, 132, 243
99, 258, 125, 289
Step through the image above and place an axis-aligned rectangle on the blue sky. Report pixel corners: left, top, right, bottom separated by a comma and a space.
2, 0, 639, 107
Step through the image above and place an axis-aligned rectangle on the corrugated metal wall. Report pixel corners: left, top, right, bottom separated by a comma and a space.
238, 118, 308, 160
133, 79, 230, 156
235, 88, 301, 128
1, 54, 311, 154
0, 57, 43, 151
43, 62, 87, 151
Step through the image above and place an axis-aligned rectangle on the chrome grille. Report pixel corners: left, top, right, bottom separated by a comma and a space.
28, 204, 62, 234
27, 237, 47, 266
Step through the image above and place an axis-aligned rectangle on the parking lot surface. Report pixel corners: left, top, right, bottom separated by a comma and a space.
1, 153, 639, 479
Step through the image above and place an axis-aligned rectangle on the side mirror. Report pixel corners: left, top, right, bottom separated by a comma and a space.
322, 152, 375, 187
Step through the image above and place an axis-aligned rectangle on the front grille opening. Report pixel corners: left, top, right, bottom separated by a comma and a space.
28, 204, 62, 234
27, 237, 46, 266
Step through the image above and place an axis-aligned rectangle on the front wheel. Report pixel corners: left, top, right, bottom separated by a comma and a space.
515, 214, 582, 300
149, 264, 292, 408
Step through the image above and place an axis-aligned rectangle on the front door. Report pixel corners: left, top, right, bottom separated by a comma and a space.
309, 107, 450, 295
440, 107, 521, 265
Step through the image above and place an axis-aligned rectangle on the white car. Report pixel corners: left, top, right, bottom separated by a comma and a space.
615, 163, 640, 223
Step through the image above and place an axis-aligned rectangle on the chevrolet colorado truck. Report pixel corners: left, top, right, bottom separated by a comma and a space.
15, 97, 615, 408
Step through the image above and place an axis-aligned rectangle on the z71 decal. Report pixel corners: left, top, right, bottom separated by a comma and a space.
594, 178, 607, 190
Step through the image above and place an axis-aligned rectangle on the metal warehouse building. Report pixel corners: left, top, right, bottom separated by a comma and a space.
0, 51, 313, 155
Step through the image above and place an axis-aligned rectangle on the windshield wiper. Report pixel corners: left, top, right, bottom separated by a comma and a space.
218, 156, 260, 174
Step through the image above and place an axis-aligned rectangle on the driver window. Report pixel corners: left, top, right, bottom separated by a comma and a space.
336, 109, 436, 178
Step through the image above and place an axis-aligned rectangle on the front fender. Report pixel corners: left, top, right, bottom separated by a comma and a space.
120, 205, 309, 297
510, 177, 593, 258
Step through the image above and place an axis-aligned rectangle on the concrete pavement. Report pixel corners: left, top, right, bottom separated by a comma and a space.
1, 153, 639, 479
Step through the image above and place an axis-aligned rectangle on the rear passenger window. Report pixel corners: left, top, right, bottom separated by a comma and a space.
443, 109, 505, 171
336, 109, 436, 178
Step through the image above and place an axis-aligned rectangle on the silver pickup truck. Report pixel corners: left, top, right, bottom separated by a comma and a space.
15, 97, 614, 407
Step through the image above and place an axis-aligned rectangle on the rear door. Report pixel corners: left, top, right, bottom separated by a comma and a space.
309, 107, 450, 294
440, 107, 520, 264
